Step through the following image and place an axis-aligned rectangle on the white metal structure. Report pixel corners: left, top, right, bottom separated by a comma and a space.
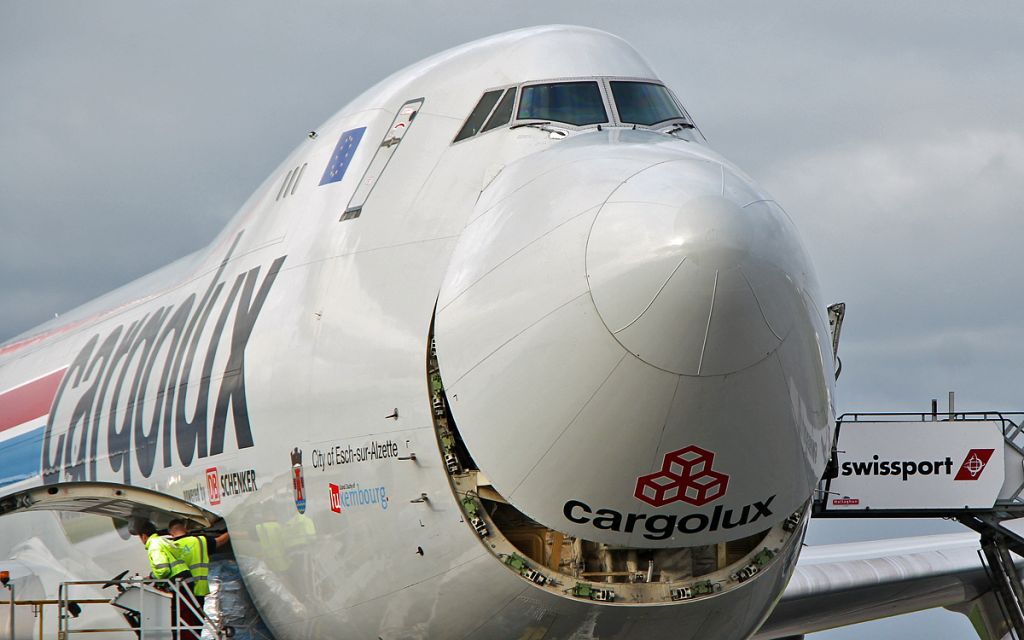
60, 577, 219, 639
0, 25, 1012, 639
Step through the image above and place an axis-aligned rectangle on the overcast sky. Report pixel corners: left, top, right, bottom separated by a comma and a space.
3, 3, 1023, 638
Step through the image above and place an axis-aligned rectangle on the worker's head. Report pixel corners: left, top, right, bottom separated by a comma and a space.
167, 519, 188, 537
134, 521, 157, 543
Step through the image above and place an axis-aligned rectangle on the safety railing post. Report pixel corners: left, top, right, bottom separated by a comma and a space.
33, 603, 42, 640
57, 582, 65, 640
5, 582, 13, 640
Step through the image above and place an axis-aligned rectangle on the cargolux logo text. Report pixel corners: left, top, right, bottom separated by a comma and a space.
41, 234, 286, 485
954, 449, 995, 481
564, 496, 776, 541
634, 445, 728, 508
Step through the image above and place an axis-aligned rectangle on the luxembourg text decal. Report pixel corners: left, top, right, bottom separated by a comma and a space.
42, 234, 286, 485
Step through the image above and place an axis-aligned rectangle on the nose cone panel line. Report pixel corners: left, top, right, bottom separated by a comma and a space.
435, 133, 833, 548
586, 160, 810, 377
438, 155, 658, 316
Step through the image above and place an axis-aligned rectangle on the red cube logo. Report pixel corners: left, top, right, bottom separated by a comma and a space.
665, 447, 711, 478
636, 474, 685, 505
683, 470, 728, 504
634, 445, 730, 508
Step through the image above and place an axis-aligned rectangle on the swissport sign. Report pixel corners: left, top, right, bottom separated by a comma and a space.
827, 420, 1005, 511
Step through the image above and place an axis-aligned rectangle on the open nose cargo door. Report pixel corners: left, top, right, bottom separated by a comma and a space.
0, 481, 219, 530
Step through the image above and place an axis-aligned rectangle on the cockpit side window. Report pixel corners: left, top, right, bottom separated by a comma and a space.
517, 81, 607, 127
609, 81, 685, 127
454, 90, 503, 142
481, 88, 516, 133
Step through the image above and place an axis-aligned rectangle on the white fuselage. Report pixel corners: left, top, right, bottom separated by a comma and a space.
0, 26, 835, 639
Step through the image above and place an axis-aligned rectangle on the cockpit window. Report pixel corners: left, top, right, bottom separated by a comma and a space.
454, 89, 503, 142
481, 88, 516, 133
517, 81, 607, 127
610, 81, 684, 127
452, 78, 695, 145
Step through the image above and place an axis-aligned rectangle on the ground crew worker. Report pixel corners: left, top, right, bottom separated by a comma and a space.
167, 519, 230, 607
136, 521, 191, 583
135, 521, 196, 639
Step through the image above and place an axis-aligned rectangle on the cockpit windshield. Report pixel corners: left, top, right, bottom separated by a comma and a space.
610, 81, 685, 127
517, 81, 607, 127
452, 77, 695, 144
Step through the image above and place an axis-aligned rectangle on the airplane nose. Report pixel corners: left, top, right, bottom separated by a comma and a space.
586, 161, 796, 376
435, 136, 833, 549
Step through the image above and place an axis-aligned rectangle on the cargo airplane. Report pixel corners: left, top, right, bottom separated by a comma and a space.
0, 25, 1005, 640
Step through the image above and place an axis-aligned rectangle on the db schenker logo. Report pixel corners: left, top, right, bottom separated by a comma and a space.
634, 445, 729, 508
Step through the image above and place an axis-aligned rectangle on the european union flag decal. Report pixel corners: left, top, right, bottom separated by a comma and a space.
319, 127, 366, 186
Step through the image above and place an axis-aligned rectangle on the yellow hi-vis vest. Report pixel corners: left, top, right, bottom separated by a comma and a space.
255, 522, 287, 572
174, 535, 211, 596
146, 535, 189, 581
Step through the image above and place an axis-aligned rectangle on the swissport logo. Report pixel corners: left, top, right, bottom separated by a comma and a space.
634, 445, 729, 508
954, 449, 995, 481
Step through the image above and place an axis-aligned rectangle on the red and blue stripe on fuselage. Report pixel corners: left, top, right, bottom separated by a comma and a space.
0, 369, 66, 488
